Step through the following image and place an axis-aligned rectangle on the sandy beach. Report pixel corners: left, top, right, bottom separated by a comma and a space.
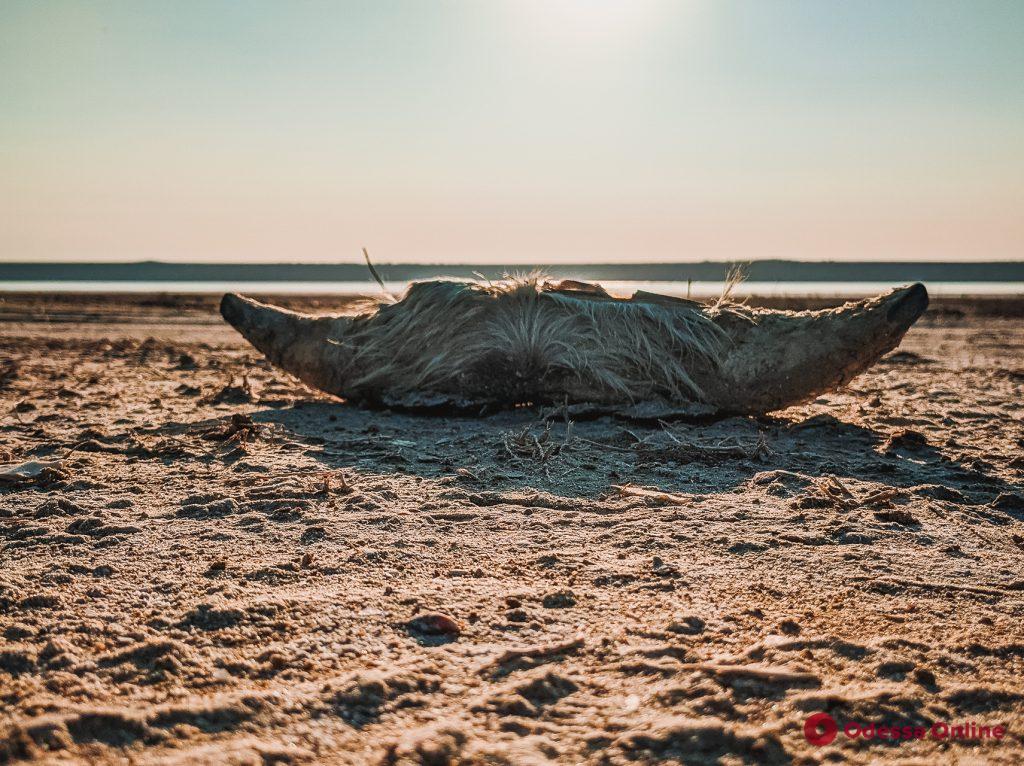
1, 291, 1022, 765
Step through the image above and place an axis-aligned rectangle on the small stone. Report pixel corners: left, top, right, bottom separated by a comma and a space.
667, 615, 706, 635
874, 508, 917, 526
300, 526, 327, 544
914, 668, 938, 688
406, 612, 462, 636
542, 590, 577, 609
505, 609, 530, 623
882, 428, 928, 452
651, 557, 681, 577
837, 531, 875, 545
778, 618, 801, 635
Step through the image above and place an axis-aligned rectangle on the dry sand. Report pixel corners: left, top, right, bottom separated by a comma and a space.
1, 291, 1022, 765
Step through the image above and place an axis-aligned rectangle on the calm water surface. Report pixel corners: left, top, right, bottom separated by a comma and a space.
1, 280, 1022, 297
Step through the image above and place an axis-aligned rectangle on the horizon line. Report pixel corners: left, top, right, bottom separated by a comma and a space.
3, 258, 1023, 266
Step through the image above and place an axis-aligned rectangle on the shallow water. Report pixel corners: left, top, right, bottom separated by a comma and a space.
3, 279, 1023, 296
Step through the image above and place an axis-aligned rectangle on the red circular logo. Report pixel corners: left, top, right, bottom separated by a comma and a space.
804, 713, 838, 746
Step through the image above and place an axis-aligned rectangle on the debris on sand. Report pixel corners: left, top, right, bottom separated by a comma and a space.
0, 460, 66, 485
501, 422, 571, 464
318, 470, 352, 495
798, 477, 917, 520
612, 484, 692, 505
635, 426, 773, 464
882, 427, 929, 452
861, 487, 902, 506
202, 413, 260, 444
405, 612, 462, 637
803, 475, 859, 511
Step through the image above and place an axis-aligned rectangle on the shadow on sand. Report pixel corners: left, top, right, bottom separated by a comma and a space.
166, 399, 1024, 516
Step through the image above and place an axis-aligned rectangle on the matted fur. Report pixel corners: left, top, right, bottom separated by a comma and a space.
333, 276, 738, 405
220, 279, 928, 415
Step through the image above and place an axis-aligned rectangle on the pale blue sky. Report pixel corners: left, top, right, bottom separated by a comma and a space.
2, 0, 1022, 262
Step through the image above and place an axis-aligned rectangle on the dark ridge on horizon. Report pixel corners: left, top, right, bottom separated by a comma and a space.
1, 260, 1023, 282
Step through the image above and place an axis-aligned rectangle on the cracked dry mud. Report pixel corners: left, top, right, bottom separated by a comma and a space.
1, 292, 1022, 765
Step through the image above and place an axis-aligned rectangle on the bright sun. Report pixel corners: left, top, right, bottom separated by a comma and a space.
509, 0, 669, 46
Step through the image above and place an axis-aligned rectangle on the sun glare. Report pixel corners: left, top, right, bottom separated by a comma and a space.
508, 0, 669, 46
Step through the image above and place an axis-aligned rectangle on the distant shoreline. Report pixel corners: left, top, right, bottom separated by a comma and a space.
2, 260, 1023, 283
4, 290, 1024, 321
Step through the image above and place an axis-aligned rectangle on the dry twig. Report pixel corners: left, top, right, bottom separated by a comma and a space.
612, 484, 693, 505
